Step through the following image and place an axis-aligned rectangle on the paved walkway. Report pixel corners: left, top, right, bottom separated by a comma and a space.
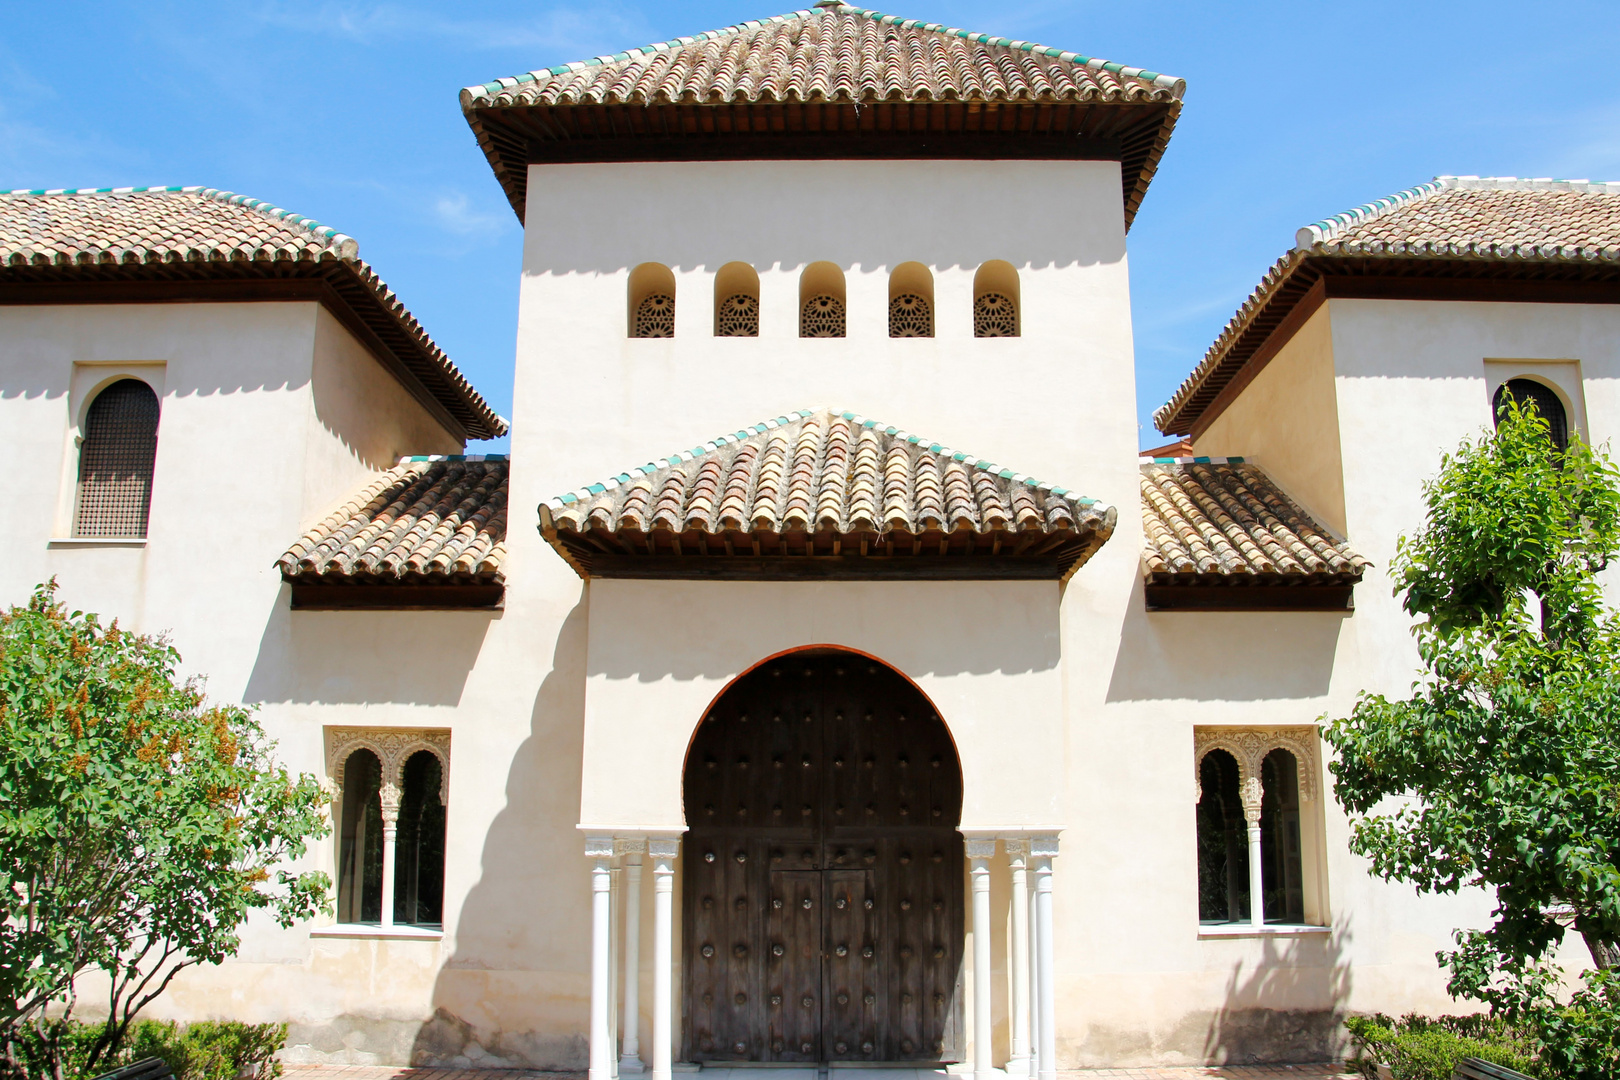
284, 1066, 1360, 1080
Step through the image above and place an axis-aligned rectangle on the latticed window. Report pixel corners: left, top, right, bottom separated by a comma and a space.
889, 293, 932, 337
716, 293, 759, 337
800, 295, 845, 338
634, 293, 675, 338
1493, 378, 1568, 451
974, 292, 1018, 337
74, 378, 160, 538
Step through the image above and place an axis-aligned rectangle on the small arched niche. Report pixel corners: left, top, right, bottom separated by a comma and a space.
973, 260, 1020, 338
714, 262, 760, 337
74, 377, 161, 539
799, 261, 846, 338
888, 261, 934, 338
629, 262, 676, 338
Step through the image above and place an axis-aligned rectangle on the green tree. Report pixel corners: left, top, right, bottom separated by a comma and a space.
1323, 400, 1620, 1008
0, 582, 330, 1080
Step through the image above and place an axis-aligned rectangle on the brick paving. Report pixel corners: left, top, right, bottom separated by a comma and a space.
284, 1067, 1359, 1080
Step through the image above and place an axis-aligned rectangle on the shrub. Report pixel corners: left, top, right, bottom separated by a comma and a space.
5, 1019, 285, 1080
1345, 1013, 1540, 1080
1533, 968, 1620, 1080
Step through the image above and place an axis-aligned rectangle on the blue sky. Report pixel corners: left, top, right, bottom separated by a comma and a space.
5, 1, 1618, 452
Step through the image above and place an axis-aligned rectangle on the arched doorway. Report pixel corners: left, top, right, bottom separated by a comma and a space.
682, 649, 965, 1065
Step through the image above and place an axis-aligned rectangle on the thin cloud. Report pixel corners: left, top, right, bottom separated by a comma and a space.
250, 1, 649, 55
433, 191, 509, 240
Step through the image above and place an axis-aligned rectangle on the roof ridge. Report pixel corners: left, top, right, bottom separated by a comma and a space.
548, 406, 1096, 509
0, 185, 359, 258
461, 5, 1184, 106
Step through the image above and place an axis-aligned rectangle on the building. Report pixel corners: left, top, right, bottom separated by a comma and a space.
3, 6, 1618, 1072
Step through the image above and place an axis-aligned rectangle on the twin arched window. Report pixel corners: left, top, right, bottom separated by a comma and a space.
1197, 744, 1307, 926
75, 378, 160, 538
337, 747, 446, 928
629, 262, 1020, 338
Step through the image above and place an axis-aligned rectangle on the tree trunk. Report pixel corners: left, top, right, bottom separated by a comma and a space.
1581, 927, 1619, 970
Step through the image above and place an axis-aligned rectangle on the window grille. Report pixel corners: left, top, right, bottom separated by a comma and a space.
74, 378, 160, 538
888, 293, 933, 337
716, 293, 760, 337
973, 292, 1018, 337
634, 293, 675, 338
800, 295, 845, 338
1493, 378, 1568, 451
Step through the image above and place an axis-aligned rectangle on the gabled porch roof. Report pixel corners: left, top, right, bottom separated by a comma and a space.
540, 408, 1115, 581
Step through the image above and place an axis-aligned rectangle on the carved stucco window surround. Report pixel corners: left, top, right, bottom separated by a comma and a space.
316, 727, 450, 940
1194, 726, 1329, 937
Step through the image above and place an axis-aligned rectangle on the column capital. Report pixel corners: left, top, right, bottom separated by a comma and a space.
1030, 834, 1060, 860
1004, 837, 1030, 858
965, 838, 998, 860
616, 837, 648, 856
648, 837, 680, 861
585, 835, 617, 860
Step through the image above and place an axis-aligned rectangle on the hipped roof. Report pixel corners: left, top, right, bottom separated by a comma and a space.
0, 186, 507, 440
461, 5, 1182, 230
540, 407, 1116, 580
1156, 176, 1620, 437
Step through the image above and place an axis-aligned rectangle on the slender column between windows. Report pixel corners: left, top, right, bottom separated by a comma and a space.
649, 838, 679, 1080
1005, 838, 1032, 1077
966, 839, 996, 1080
1032, 835, 1059, 1080
587, 837, 616, 1080
619, 842, 646, 1073
1027, 873, 1040, 1074
1242, 778, 1265, 928
378, 782, 401, 928
609, 860, 621, 1080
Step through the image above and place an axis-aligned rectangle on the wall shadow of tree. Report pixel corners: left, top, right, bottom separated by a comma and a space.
1200, 923, 1354, 1065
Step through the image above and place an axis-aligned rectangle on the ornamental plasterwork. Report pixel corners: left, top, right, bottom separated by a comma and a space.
326, 726, 451, 806
973, 292, 1017, 337
888, 293, 933, 337
1193, 726, 1319, 809
716, 293, 759, 337
800, 294, 845, 337
634, 293, 675, 338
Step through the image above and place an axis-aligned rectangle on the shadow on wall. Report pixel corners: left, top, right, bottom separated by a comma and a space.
243, 586, 498, 706
1104, 578, 1348, 703
411, 598, 591, 1068
1201, 924, 1354, 1065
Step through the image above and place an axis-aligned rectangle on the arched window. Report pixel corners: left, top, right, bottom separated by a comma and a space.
1196, 749, 1248, 923
714, 262, 760, 337
1493, 377, 1568, 451
337, 749, 384, 924
973, 260, 1020, 338
1196, 743, 1309, 926
629, 262, 676, 338
395, 750, 446, 927
75, 378, 160, 538
799, 261, 846, 338
888, 261, 934, 337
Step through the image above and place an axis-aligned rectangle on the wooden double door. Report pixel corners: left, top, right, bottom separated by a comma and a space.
682, 651, 965, 1064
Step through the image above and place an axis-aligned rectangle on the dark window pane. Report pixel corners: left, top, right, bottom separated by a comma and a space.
396, 750, 446, 928
338, 750, 384, 924
75, 379, 160, 538
1260, 749, 1305, 924
1196, 750, 1248, 924
1493, 378, 1568, 452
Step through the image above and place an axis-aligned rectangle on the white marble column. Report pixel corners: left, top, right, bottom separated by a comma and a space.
1242, 778, 1265, 928
619, 840, 646, 1074
1032, 835, 1059, 1080
1005, 839, 1032, 1078
1027, 876, 1039, 1075
965, 839, 996, 1080
378, 781, 401, 927
649, 837, 679, 1080
587, 837, 616, 1080
609, 859, 621, 1080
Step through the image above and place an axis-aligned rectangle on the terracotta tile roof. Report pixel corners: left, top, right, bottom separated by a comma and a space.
1140, 459, 1367, 586
279, 457, 508, 586
540, 407, 1116, 580
1155, 176, 1620, 436
461, 7, 1182, 108
0, 187, 507, 440
460, 5, 1182, 230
